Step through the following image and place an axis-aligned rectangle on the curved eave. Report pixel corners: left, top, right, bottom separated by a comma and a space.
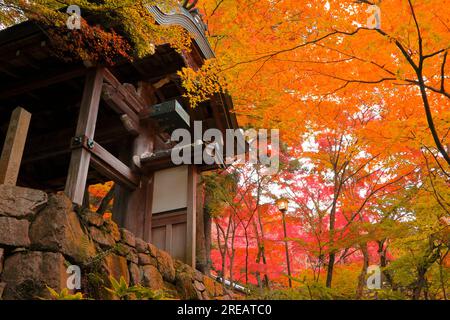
148, 6, 240, 133
148, 5, 215, 59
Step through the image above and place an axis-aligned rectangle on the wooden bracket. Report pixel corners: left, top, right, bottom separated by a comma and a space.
103, 68, 147, 114
69, 134, 140, 189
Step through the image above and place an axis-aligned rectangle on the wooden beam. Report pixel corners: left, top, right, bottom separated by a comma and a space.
102, 84, 140, 125
0, 62, 20, 79
139, 155, 173, 172
23, 121, 130, 164
151, 210, 187, 228
137, 81, 158, 106
65, 68, 104, 205
186, 165, 197, 268
88, 140, 139, 189
0, 107, 31, 185
103, 68, 147, 114
0, 67, 87, 100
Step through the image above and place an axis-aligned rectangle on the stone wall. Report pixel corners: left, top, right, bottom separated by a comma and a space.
0, 185, 232, 300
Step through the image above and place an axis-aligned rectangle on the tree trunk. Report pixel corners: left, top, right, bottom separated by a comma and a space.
439, 253, 448, 300
326, 173, 341, 288
204, 210, 212, 275
228, 221, 237, 288
356, 243, 369, 298
377, 240, 394, 288
97, 184, 116, 215
244, 227, 250, 284
254, 180, 270, 288
326, 204, 337, 288
412, 237, 441, 300
326, 253, 335, 288
413, 267, 427, 300
416, 68, 450, 166
215, 223, 227, 285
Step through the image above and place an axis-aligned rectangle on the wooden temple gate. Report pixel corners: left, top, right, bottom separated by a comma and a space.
0, 6, 240, 267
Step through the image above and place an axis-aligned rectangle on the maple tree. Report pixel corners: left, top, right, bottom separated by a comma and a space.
73, 0, 447, 298
1, 0, 448, 299
195, 0, 449, 299
186, 0, 449, 163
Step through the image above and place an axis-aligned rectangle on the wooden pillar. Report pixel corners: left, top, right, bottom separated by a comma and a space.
114, 81, 157, 240
112, 139, 132, 228
65, 68, 104, 205
123, 175, 153, 241
186, 165, 198, 268
0, 107, 31, 186
196, 181, 208, 272
122, 120, 155, 241
142, 173, 155, 242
